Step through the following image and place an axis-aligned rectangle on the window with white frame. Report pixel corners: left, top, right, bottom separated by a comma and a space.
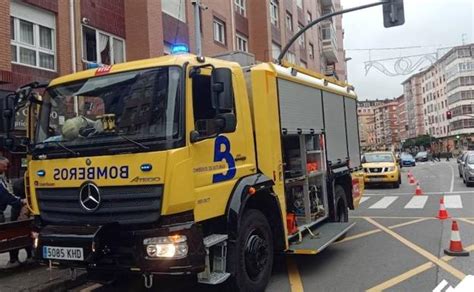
297, 0, 303, 9
236, 33, 248, 52
234, 0, 246, 16
270, 0, 279, 27
298, 24, 305, 47
287, 52, 296, 65
213, 18, 226, 44
10, 1, 56, 70
272, 42, 281, 62
285, 12, 293, 31
161, 0, 186, 22
82, 26, 125, 65
307, 11, 312, 23
309, 43, 314, 59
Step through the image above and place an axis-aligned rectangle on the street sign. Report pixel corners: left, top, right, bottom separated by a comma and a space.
383, 0, 405, 28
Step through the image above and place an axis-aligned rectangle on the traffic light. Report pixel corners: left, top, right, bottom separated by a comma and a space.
383, 0, 405, 28
446, 111, 452, 120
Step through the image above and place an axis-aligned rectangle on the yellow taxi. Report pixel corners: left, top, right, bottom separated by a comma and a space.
362, 152, 401, 188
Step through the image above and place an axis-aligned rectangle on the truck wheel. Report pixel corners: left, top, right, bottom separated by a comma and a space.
227, 209, 273, 292
332, 185, 349, 241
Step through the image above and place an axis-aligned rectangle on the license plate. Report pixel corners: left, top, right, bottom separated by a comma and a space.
368, 178, 385, 182
43, 246, 84, 261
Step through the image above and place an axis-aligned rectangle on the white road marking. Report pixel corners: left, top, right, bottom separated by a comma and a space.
359, 197, 370, 204
404, 196, 428, 209
369, 196, 398, 209
365, 190, 474, 196
444, 195, 463, 209
449, 164, 455, 193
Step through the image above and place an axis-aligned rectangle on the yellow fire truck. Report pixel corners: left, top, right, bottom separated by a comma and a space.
3, 51, 362, 290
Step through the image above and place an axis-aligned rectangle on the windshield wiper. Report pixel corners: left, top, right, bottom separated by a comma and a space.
52, 141, 80, 156
116, 134, 150, 150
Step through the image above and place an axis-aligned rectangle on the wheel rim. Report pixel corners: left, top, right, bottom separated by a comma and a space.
244, 229, 269, 280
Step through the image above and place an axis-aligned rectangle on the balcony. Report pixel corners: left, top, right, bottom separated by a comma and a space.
321, 21, 338, 63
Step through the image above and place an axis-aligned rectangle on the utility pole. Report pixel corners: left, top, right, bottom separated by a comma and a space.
192, 0, 204, 56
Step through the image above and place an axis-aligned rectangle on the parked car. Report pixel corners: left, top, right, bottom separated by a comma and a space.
462, 153, 474, 186
415, 151, 428, 162
457, 151, 468, 177
362, 152, 401, 188
400, 153, 416, 167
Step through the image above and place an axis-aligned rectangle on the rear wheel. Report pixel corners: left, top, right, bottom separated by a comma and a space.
227, 209, 273, 292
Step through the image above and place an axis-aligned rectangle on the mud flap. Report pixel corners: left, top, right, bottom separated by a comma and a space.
286, 222, 355, 255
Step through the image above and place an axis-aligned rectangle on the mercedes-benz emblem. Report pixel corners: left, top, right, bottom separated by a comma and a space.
79, 183, 101, 212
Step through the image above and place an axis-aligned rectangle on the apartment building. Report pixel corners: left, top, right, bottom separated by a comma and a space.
0, 0, 348, 177
357, 105, 375, 151
420, 60, 449, 139
402, 72, 424, 139
396, 94, 407, 142
445, 44, 474, 149
374, 101, 399, 150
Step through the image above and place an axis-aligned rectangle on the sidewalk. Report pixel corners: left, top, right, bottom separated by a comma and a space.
0, 251, 86, 292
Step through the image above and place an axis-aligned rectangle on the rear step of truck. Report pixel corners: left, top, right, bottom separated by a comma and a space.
287, 222, 355, 255
197, 234, 231, 285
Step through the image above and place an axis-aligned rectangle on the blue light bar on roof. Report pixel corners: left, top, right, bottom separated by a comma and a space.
171, 44, 189, 55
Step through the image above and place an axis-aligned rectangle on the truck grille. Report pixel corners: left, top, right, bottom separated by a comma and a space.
36, 185, 163, 225
369, 168, 383, 173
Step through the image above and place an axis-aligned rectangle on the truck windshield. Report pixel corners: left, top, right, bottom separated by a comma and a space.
35, 66, 182, 154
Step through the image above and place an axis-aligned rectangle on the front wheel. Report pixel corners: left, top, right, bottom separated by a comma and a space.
227, 209, 274, 292
332, 185, 349, 241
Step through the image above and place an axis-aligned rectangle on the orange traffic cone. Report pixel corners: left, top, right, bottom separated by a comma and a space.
409, 175, 416, 185
407, 170, 412, 179
436, 197, 450, 220
444, 220, 469, 256
415, 182, 423, 195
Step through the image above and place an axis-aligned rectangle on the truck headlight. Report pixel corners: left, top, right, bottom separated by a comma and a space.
143, 235, 188, 259
386, 166, 395, 172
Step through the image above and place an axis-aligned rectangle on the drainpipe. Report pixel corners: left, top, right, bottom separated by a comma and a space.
69, 0, 78, 115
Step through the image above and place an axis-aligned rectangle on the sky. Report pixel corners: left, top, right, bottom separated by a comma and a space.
340, 0, 474, 101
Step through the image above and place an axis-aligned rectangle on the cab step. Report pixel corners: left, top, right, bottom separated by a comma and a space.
287, 221, 355, 255
197, 234, 231, 285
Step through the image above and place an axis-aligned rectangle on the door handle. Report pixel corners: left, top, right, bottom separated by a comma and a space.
235, 155, 247, 161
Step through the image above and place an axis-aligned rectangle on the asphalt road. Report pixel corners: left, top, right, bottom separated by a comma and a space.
70, 160, 473, 292
3, 160, 474, 291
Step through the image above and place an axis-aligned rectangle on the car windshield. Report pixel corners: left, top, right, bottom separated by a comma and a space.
467, 155, 474, 164
416, 152, 427, 157
401, 154, 413, 159
35, 66, 182, 152
364, 153, 394, 163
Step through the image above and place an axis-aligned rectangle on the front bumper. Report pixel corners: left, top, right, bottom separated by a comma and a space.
364, 171, 399, 183
35, 222, 206, 275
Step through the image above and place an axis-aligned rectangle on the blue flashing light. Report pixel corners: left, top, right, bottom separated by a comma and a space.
140, 164, 153, 172
37, 170, 46, 177
86, 62, 100, 69
171, 44, 189, 55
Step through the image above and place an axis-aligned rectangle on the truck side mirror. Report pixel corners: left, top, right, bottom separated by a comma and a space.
211, 68, 234, 112
216, 112, 236, 133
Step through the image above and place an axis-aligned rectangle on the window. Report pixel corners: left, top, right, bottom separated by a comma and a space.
213, 18, 226, 44
309, 43, 314, 59
300, 60, 307, 68
270, 0, 279, 27
307, 11, 312, 23
234, 0, 246, 16
10, 1, 56, 71
82, 26, 125, 65
161, 0, 186, 22
163, 42, 172, 55
297, 0, 303, 9
287, 52, 296, 65
236, 33, 248, 52
298, 24, 305, 47
272, 42, 281, 62
286, 12, 293, 31
192, 73, 235, 133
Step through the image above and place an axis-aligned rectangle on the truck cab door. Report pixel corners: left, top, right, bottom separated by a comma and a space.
189, 67, 255, 222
